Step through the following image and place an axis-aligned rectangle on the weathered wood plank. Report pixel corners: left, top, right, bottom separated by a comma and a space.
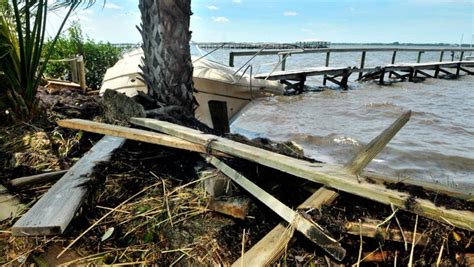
344, 220, 428, 246
9, 170, 68, 187
0, 184, 23, 222
232, 187, 339, 266
345, 111, 411, 174
56, 119, 226, 156
12, 136, 125, 236
208, 156, 346, 260
130, 118, 474, 230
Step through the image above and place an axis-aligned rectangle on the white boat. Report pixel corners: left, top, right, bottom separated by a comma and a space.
100, 45, 284, 127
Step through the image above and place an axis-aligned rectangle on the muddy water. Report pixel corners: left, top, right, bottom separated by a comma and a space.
209, 46, 474, 191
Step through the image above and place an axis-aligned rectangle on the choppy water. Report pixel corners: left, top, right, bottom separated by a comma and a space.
209, 46, 474, 191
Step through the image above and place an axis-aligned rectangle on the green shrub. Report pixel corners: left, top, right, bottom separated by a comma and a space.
43, 23, 122, 90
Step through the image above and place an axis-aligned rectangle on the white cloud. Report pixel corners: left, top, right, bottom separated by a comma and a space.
283, 11, 298, 16
233, 0, 242, 3
104, 3, 123, 10
212, 16, 229, 23
192, 15, 203, 20
207, 5, 219, 10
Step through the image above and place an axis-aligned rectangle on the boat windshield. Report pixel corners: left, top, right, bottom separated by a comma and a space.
190, 42, 218, 62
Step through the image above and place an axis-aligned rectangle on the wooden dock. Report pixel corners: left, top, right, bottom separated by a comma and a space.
254, 60, 474, 91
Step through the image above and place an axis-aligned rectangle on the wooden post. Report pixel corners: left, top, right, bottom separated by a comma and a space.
77, 55, 87, 93
389, 51, 397, 78
281, 56, 287, 71
378, 68, 385, 85
460, 51, 464, 61
416, 51, 423, 63
70, 58, 79, 83
229, 52, 235, 67
359, 51, 366, 79
323, 51, 330, 85
439, 51, 444, 62
456, 63, 461, 77
208, 100, 230, 135
434, 66, 440, 78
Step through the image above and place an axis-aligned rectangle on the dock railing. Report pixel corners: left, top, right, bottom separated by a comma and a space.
228, 47, 474, 78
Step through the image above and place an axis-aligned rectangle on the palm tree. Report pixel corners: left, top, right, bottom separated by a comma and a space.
138, 0, 197, 118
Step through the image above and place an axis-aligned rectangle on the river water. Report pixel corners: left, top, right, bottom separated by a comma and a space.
209, 45, 474, 191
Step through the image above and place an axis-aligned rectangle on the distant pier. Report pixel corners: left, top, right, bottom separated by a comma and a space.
196, 41, 330, 50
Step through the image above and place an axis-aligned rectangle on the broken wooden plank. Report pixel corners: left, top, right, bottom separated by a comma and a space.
344, 220, 428, 246
208, 197, 250, 220
9, 170, 68, 187
232, 187, 339, 266
207, 156, 346, 261
345, 111, 411, 175
130, 118, 474, 230
57, 119, 227, 157
12, 136, 125, 236
0, 184, 23, 222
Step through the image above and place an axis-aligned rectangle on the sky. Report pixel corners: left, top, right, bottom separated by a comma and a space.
47, 0, 474, 44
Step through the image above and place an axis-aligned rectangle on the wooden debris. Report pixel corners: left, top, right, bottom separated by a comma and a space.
9, 170, 68, 188
208, 197, 250, 220
130, 117, 474, 230
344, 220, 428, 246
232, 187, 339, 266
207, 156, 346, 261
345, 111, 411, 175
0, 184, 23, 222
57, 119, 228, 157
12, 136, 126, 236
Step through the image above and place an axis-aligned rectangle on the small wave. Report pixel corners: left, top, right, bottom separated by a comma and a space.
364, 102, 403, 110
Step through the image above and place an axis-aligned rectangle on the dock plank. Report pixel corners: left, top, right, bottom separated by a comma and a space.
12, 136, 126, 236
255, 66, 351, 80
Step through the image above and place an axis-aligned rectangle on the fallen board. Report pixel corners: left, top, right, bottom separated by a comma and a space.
57, 119, 227, 157
0, 184, 23, 221
130, 118, 474, 230
12, 136, 126, 236
232, 187, 339, 266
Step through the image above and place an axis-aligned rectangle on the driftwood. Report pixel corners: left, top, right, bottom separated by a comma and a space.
208, 156, 346, 261
12, 136, 125, 236
232, 187, 339, 266
9, 170, 68, 187
130, 117, 474, 230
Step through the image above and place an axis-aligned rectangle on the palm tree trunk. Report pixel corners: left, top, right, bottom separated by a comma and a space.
138, 0, 197, 117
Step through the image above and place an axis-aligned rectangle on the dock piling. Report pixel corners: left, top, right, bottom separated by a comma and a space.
359, 51, 366, 79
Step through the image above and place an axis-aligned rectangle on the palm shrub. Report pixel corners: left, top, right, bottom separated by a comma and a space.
43, 23, 122, 89
0, 0, 95, 125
